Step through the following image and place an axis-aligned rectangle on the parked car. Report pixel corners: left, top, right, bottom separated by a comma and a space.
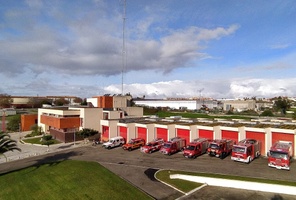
102, 136, 125, 149
122, 138, 145, 151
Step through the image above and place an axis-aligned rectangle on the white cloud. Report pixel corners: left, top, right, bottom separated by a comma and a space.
270, 43, 291, 49
102, 78, 296, 99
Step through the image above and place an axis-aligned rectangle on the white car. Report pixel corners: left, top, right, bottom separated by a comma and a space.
102, 136, 125, 149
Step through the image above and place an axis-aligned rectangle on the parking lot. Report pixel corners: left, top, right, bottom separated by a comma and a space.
74, 144, 296, 199
1, 138, 296, 199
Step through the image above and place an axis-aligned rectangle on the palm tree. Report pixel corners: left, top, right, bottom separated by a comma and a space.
0, 132, 21, 162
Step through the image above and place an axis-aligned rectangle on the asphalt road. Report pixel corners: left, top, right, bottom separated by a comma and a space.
0, 144, 296, 200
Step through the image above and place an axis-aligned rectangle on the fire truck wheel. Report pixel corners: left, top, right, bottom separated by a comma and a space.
149, 150, 152, 154
128, 148, 132, 151
168, 153, 171, 156
247, 156, 251, 163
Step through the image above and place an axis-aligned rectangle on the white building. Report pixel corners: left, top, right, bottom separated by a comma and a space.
133, 99, 218, 110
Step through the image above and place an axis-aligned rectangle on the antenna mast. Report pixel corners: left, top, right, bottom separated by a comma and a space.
121, 0, 126, 96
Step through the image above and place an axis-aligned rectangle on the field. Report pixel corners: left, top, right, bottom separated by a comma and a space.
0, 160, 151, 200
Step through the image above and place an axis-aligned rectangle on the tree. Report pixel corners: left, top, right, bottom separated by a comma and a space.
53, 98, 69, 106
25, 124, 44, 137
73, 97, 83, 104
81, 98, 88, 106
7, 115, 21, 132
28, 97, 52, 108
0, 132, 21, 162
274, 97, 291, 115
78, 128, 99, 139
41, 135, 54, 146
261, 110, 274, 117
0, 94, 12, 108
292, 111, 296, 120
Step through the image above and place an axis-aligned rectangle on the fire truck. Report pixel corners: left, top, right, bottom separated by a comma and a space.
183, 138, 209, 159
207, 139, 234, 159
160, 137, 186, 156
231, 139, 261, 163
267, 141, 293, 170
140, 138, 164, 154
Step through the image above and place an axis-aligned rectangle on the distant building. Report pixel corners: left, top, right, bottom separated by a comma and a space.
0, 95, 81, 108
36, 95, 143, 143
133, 98, 218, 110
221, 99, 256, 112
0, 108, 16, 116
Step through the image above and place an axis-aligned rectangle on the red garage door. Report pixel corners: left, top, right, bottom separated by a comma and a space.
137, 127, 147, 142
156, 128, 168, 141
272, 132, 294, 156
199, 129, 214, 140
221, 130, 238, 144
176, 128, 190, 145
119, 126, 127, 142
102, 126, 109, 142
246, 131, 266, 155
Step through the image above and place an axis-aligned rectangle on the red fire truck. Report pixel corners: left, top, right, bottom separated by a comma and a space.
160, 137, 186, 156
231, 139, 261, 163
267, 141, 293, 170
140, 138, 164, 154
207, 139, 234, 159
183, 138, 209, 159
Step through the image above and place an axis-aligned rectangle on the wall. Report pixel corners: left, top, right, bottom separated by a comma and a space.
122, 107, 143, 117
76, 107, 102, 131
21, 114, 38, 131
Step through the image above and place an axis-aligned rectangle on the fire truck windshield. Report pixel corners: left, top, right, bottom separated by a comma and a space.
209, 144, 219, 149
163, 143, 171, 148
233, 147, 245, 153
186, 145, 195, 150
269, 151, 288, 159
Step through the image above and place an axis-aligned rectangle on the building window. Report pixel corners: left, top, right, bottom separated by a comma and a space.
103, 113, 109, 120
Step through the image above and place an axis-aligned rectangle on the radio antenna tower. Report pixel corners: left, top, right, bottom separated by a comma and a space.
121, 0, 126, 96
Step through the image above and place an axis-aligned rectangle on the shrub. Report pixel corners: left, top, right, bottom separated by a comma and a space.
261, 110, 274, 117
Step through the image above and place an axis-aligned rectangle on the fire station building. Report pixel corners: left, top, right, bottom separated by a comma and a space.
35, 96, 296, 158
101, 116, 296, 158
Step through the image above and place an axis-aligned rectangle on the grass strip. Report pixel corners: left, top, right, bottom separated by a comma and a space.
156, 169, 296, 194
0, 160, 152, 200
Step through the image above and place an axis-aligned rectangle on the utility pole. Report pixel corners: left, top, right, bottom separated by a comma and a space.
2, 110, 6, 132
73, 127, 76, 146
121, 0, 126, 96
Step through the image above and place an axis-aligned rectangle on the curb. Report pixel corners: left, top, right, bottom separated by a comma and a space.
170, 174, 296, 196
154, 169, 186, 195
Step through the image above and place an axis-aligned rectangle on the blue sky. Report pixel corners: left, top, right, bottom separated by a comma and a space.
1, 0, 296, 99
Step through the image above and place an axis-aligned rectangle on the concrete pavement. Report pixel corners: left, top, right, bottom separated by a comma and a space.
0, 131, 87, 164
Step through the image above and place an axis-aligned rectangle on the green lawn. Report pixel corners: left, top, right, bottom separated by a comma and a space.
151, 110, 253, 120
0, 160, 151, 200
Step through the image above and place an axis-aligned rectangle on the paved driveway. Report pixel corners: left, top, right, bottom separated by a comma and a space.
1, 135, 296, 200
